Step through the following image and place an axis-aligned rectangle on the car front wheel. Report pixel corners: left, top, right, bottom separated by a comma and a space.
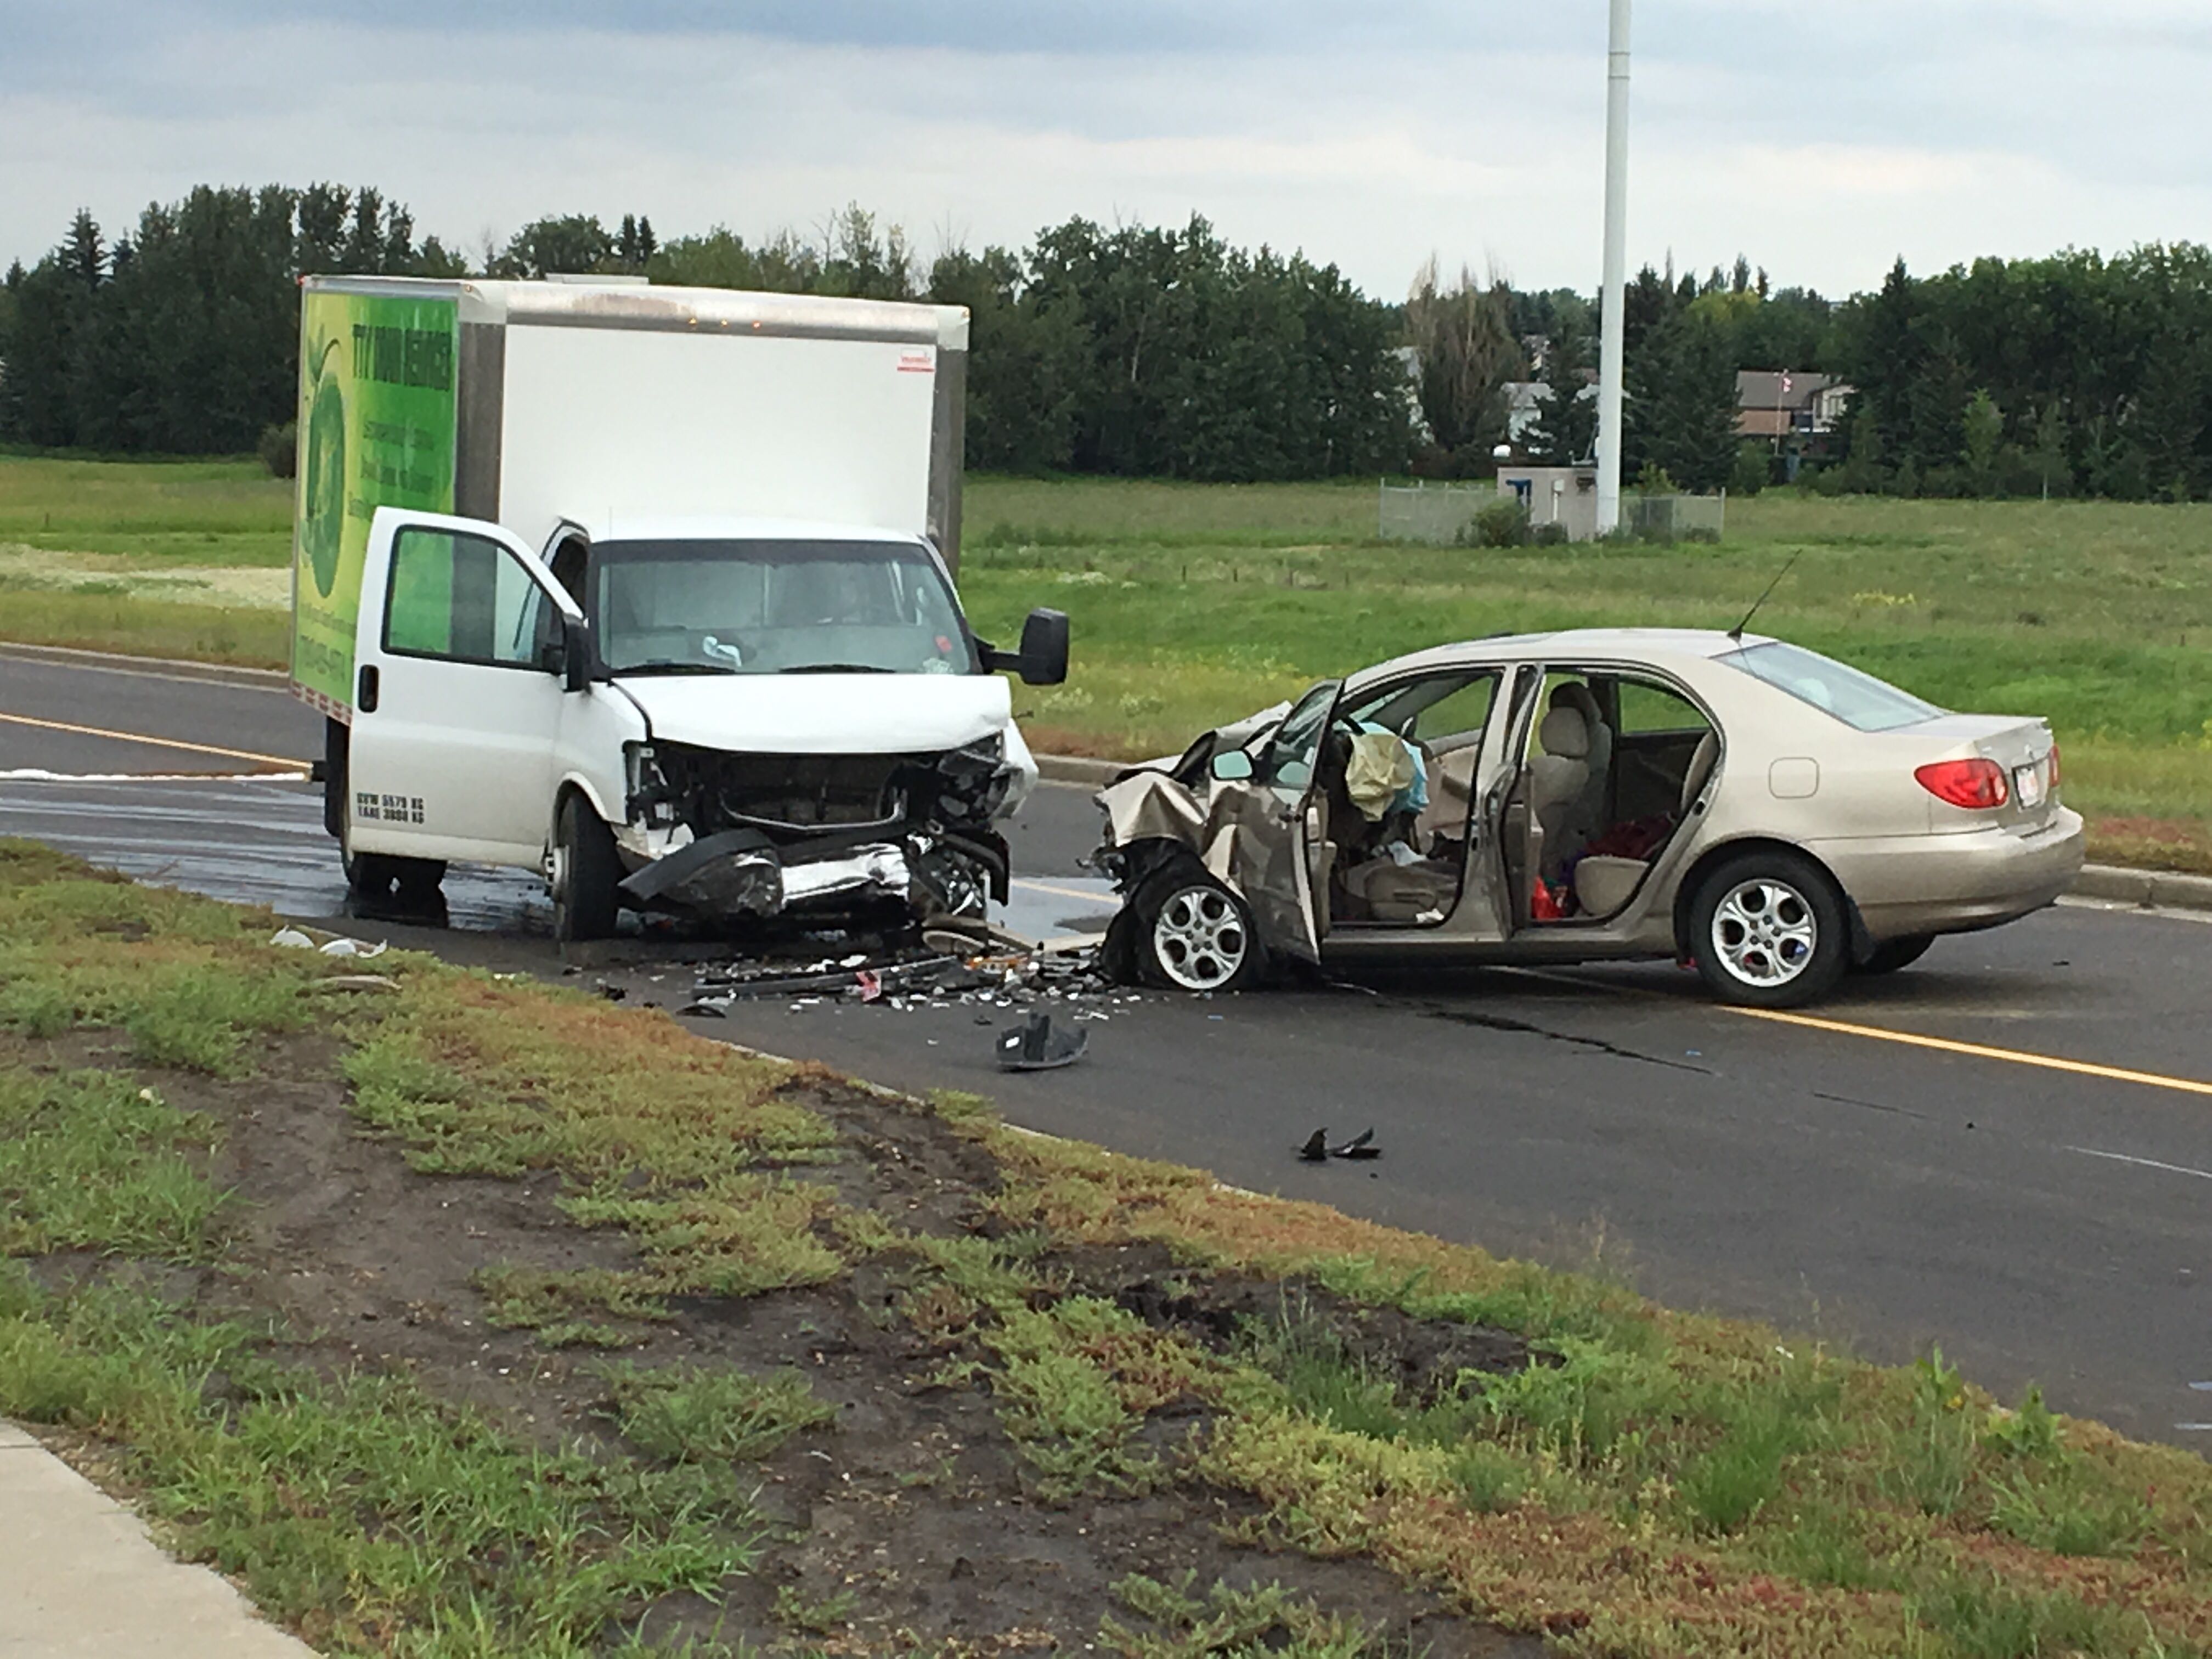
1130, 860, 1265, 992
1689, 852, 1848, 1008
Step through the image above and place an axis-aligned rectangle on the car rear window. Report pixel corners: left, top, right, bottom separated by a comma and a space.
1717, 641, 1942, 732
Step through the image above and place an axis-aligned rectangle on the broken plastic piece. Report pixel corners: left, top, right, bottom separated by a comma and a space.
855, 969, 884, 1003
319, 937, 388, 958
994, 1008, 1087, 1071
1330, 1128, 1380, 1160
1296, 1128, 1330, 1163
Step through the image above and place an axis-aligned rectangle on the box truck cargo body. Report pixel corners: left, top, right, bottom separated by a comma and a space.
290, 275, 1066, 941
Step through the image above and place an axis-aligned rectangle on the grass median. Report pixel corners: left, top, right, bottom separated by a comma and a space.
2, 838, 2210, 1655
5, 454, 2211, 869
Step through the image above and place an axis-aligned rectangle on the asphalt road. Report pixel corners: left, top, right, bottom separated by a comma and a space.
5, 648, 2211, 1448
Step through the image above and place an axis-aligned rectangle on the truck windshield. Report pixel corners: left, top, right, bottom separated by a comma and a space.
589, 539, 975, 676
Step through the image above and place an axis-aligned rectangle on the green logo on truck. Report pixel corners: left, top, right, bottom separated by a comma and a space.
291, 290, 458, 711
301, 338, 347, 598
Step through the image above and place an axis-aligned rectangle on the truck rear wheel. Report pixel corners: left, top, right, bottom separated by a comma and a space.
340, 816, 444, 903
553, 794, 621, 943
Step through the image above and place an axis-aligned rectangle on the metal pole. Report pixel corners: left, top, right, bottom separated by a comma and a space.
1594, 0, 1632, 535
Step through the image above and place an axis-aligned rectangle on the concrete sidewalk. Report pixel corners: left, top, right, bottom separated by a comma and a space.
0, 1421, 315, 1657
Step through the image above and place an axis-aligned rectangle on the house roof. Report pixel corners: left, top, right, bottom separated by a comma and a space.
1735, 371, 1847, 411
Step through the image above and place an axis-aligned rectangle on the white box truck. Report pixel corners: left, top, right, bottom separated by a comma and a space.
289, 275, 1067, 941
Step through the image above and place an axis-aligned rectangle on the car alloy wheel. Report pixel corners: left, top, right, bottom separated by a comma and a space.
1150, 883, 1250, 991
1709, 876, 1819, 989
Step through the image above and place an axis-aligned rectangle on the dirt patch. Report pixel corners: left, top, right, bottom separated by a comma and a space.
1113, 1269, 1534, 1402
16, 1025, 1542, 1654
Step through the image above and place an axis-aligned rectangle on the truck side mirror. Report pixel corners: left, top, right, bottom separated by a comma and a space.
979, 608, 1069, 685
562, 615, 590, 693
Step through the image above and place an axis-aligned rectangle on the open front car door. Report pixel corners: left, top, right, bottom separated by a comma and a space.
1210, 678, 1341, 964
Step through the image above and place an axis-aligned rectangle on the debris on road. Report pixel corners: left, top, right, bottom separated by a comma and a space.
671, 931, 1148, 1026
1331, 1127, 1381, 1160
994, 1008, 1088, 1071
1297, 1126, 1381, 1162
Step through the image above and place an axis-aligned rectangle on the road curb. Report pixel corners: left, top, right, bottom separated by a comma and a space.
0, 640, 289, 692
2073, 862, 2212, 914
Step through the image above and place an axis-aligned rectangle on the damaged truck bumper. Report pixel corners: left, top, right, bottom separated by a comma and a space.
616, 826, 1009, 924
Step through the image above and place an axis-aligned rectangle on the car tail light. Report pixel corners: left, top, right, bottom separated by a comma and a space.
2046, 743, 2061, 787
1916, 758, 2011, 810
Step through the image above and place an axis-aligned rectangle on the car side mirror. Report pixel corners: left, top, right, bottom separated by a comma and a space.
1210, 749, 1254, 782
983, 607, 1070, 686
561, 614, 589, 693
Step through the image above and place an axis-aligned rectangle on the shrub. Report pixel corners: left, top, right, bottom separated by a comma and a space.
1466, 498, 1530, 549
258, 422, 296, 479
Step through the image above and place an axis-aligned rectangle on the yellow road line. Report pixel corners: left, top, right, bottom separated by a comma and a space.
1728, 1005, 2212, 1099
0, 710, 306, 771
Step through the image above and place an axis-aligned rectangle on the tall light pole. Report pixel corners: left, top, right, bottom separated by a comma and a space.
1594, 0, 1632, 535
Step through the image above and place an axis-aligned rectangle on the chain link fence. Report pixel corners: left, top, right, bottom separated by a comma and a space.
1624, 493, 1727, 540
1377, 481, 1493, 544
1381, 480, 1726, 544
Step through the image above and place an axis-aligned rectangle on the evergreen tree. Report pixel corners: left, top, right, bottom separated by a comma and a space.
1625, 309, 1739, 493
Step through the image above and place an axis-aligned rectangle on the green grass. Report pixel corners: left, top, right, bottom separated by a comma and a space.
0, 1285, 760, 1657
9, 455, 2212, 854
596, 1359, 834, 1463
0, 454, 292, 566
9, 841, 2212, 1653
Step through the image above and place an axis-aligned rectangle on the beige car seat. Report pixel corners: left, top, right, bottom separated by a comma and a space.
1548, 683, 1613, 851
1341, 856, 1460, 923
1527, 705, 1591, 881
1572, 730, 1721, 918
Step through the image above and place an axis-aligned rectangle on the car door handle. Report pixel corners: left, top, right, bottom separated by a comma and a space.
357, 664, 379, 714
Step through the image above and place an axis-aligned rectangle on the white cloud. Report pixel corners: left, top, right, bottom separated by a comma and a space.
4, 4, 2211, 299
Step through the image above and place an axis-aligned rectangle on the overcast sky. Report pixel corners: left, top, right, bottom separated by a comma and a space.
8, 1, 2211, 301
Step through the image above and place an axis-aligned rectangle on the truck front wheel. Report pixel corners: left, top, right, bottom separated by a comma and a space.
553, 795, 621, 943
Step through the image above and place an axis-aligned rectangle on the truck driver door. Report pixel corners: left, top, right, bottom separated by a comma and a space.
347, 507, 582, 866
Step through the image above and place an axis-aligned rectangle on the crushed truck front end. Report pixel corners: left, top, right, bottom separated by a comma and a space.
567, 522, 1052, 934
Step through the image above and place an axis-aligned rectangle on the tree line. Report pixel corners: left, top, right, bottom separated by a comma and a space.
0, 187, 1408, 482
5, 183, 2212, 498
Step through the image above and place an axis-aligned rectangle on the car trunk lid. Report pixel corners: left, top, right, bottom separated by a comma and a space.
1900, 713, 2060, 832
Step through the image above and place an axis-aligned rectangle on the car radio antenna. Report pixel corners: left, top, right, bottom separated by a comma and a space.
1728, 548, 1804, 642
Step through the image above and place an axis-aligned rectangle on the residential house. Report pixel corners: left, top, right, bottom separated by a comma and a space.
1736, 371, 1853, 448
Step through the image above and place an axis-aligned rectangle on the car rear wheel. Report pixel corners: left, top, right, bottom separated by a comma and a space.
552, 794, 621, 943
1131, 860, 1264, 992
1855, 934, 1934, 975
1689, 852, 1848, 1008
